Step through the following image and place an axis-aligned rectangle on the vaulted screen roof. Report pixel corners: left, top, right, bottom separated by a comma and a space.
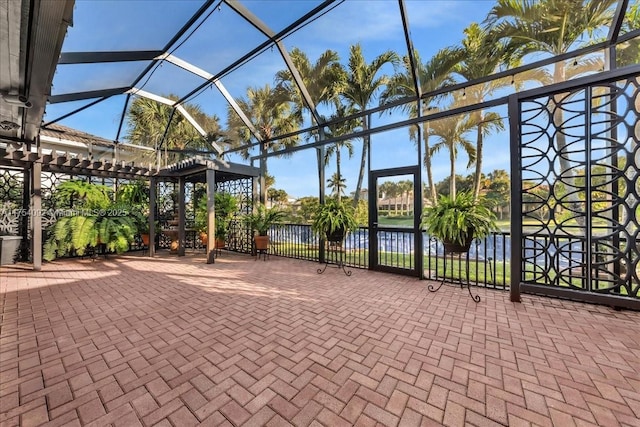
2, 0, 638, 164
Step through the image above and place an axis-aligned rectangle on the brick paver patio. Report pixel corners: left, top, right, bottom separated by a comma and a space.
1, 252, 639, 426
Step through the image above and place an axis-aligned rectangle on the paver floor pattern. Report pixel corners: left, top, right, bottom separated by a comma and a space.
1, 253, 639, 427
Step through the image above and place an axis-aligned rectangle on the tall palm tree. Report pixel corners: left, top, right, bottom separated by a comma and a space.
275, 48, 344, 115
275, 48, 345, 197
454, 23, 521, 200
126, 95, 221, 166
616, 3, 640, 67
324, 100, 358, 203
398, 179, 413, 216
487, 0, 617, 212
226, 85, 302, 199
429, 109, 477, 199
327, 172, 347, 199
380, 49, 463, 203
341, 43, 399, 208
378, 181, 396, 215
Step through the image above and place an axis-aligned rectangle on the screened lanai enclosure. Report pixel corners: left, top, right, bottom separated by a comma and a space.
0, 0, 639, 309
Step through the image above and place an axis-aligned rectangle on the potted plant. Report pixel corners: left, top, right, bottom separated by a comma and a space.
243, 203, 285, 251
421, 191, 497, 253
195, 195, 208, 246
195, 192, 238, 248
117, 180, 150, 246
311, 198, 358, 244
43, 180, 139, 261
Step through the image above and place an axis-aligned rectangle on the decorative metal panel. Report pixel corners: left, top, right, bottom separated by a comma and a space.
0, 169, 24, 235
217, 177, 253, 254
42, 172, 73, 211
519, 76, 639, 299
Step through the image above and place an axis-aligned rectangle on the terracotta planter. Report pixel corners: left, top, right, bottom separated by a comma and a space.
141, 234, 150, 246
199, 232, 208, 246
254, 235, 269, 251
215, 238, 225, 249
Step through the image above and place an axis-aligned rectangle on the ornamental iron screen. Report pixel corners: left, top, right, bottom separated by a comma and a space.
217, 177, 253, 254
0, 168, 24, 236
513, 69, 639, 308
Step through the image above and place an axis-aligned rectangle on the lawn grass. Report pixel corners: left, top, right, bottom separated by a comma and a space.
270, 241, 509, 286
270, 240, 635, 293
377, 215, 415, 228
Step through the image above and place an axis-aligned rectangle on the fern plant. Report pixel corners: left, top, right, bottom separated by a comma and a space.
54, 180, 112, 209
311, 199, 358, 241
421, 192, 497, 247
44, 180, 139, 261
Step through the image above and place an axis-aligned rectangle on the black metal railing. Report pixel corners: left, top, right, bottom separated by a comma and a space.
424, 232, 510, 290
265, 224, 512, 289
374, 229, 415, 271
267, 224, 369, 269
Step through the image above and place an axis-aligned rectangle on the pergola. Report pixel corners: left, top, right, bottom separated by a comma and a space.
0, 0, 639, 308
2, 2, 640, 426
155, 157, 259, 263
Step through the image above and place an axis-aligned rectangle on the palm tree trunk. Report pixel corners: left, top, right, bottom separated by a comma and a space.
354, 114, 369, 208
404, 190, 409, 216
336, 149, 342, 203
450, 148, 456, 199
423, 122, 437, 203
473, 110, 484, 200
259, 143, 267, 205
316, 147, 324, 203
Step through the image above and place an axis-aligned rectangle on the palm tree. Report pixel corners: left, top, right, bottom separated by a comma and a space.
126, 95, 221, 166
275, 48, 344, 115
398, 179, 413, 216
485, 169, 511, 219
487, 0, 617, 212
226, 85, 302, 202
327, 172, 347, 199
324, 100, 358, 203
275, 48, 345, 198
454, 23, 521, 200
378, 181, 395, 215
429, 108, 477, 199
341, 43, 399, 208
617, 3, 640, 67
380, 49, 463, 203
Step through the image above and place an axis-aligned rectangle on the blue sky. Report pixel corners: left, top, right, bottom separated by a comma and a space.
45, 0, 512, 198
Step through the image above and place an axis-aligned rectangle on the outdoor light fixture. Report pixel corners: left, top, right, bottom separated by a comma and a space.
511, 75, 515, 85
0, 92, 32, 108
0, 120, 21, 131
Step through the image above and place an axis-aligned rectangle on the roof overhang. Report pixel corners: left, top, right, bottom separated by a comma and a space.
158, 156, 259, 183
0, 0, 74, 144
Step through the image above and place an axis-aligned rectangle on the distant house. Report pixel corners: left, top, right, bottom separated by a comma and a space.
40, 123, 155, 165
